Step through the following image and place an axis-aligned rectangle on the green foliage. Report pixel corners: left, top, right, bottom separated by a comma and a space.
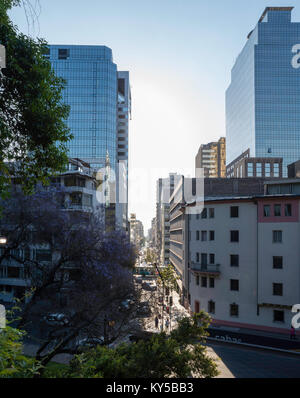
145, 248, 156, 264
65, 313, 219, 378
0, 326, 41, 378
0, 1, 72, 197
157, 263, 179, 291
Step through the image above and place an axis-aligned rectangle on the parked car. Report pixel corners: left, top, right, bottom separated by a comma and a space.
142, 282, 156, 291
76, 336, 105, 350
136, 302, 152, 317
43, 313, 69, 326
118, 298, 135, 311
134, 275, 143, 284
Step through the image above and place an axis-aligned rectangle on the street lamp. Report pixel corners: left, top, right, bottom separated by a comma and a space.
0, 237, 7, 245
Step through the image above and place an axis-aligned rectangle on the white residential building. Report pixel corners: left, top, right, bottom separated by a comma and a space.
187, 179, 300, 334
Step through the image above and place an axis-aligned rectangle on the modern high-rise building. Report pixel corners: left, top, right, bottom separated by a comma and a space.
195, 137, 226, 178
116, 71, 131, 231
226, 7, 300, 176
47, 45, 130, 230
156, 174, 180, 265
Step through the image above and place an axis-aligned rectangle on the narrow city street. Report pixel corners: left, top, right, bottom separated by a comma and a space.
205, 341, 300, 378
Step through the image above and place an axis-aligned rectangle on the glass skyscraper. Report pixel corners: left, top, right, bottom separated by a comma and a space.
47, 45, 130, 229
48, 45, 118, 170
226, 7, 300, 175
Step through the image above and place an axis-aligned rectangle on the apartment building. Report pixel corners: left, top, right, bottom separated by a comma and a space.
186, 179, 300, 334
156, 174, 180, 266
226, 149, 283, 179
195, 137, 226, 178
129, 213, 144, 251
0, 158, 103, 303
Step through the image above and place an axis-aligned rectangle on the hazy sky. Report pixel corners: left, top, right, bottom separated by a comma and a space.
9, 0, 300, 231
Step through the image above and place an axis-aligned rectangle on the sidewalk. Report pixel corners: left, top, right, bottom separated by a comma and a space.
211, 323, 300, 340
208, 324, 300, 351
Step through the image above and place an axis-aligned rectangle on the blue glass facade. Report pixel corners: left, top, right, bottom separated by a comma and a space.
48, 45, 118, 171
226, 8, 300, 175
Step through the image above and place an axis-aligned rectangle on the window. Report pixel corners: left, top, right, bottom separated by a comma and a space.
64, 176, 85, 188
196, 252, 200, 262
196, 275, 199, 286
35, 249, 52, 262
58, 48, 69, 60
274, 163, 280, 177
196, 231, 200, 241
230, 206, 239, 218
230, 303, 239, 317
263, 205, 270, 217
201, 208, 207, 219
273, 310, 284, 323
273, 283, 283, 296
208, 300, 215, 314
285, 204, 292, 217
201, 231, 207, 241
265, 163, 271, 177
70, 192, 82, 205
273, 256, 283, 269
82, 194, 92, 207
201, 276, 207, 287
201, 253, 207, 265
273, 230, 282, 243
274, 204, 281, 217
195, 301, 200, 313
209, 208, 215, 218
230, 230, 239, 242
209, 253, 215, 264
209, 278, 215, 288
247, 163, 253, 177
230, 254, 239, 267
7, 266, 20, 278
230, 279, 239, 291
209, 231, 215, 241
256, 163, 262, 177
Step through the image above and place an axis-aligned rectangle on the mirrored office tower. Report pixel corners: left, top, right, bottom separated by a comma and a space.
226, 7, 300, 175
48, 45, 130, 230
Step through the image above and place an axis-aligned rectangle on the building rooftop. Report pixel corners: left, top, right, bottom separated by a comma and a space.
259, 6, 294, 23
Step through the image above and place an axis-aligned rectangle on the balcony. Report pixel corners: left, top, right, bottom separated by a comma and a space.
190, 263, 220, 276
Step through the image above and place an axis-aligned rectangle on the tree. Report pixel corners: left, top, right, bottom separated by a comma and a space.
0, 188, 139, 373
157, 263, 179, 292
65, 312, 219, 378
0, 0, 72, 198
0, 324, 41, 378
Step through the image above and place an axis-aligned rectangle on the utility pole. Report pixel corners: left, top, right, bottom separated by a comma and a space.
0, 44, 6, 72
153, 261, 165, 331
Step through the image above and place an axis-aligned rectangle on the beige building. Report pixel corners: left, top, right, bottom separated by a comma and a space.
129, 213, 144, 250
195, 137, 226, 178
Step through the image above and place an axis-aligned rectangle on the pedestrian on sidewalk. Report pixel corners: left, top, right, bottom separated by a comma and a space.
165, 318, 169, 330
290, 325, 296, 340
155, 316, 159, 329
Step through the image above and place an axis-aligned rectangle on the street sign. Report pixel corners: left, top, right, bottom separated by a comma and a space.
0, 45, 6, 70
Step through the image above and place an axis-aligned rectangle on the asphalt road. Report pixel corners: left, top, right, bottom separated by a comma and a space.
206, 341, 300, 378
